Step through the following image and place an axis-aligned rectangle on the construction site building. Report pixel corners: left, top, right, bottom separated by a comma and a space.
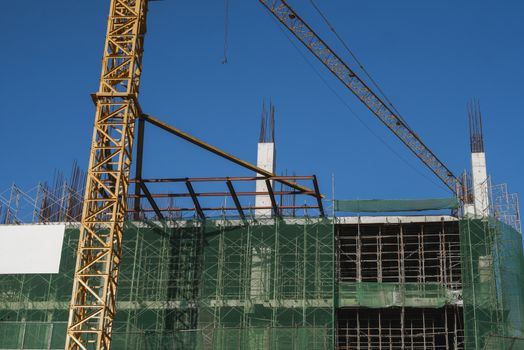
0, 180, 523, 349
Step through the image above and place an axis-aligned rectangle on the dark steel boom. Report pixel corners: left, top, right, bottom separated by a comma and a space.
258, 0, 463, 196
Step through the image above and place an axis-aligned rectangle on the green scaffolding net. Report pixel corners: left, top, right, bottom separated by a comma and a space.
460, 218, 524, 350
0, 218, 334, 350
197, 218, 335, 349
335, 198, 459, 213
338, 282, 460, 308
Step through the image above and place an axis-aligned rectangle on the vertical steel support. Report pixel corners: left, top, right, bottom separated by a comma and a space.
312, 175, 324, 217
186, 181, 205, 220
65, 1, 148, 349
226, 180, 246, 223
133, 118, 145, 220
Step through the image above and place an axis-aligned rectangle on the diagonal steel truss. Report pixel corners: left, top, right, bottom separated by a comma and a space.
65, 1, 148, 349
258, 0, 463, 197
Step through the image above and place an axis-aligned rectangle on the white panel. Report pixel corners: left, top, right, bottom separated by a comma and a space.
0, 224, 65, 274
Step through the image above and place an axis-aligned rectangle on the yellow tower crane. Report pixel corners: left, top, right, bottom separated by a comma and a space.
65, 0, 148, 348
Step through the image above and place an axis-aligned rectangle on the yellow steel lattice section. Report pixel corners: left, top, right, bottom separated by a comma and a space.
65, 1, 148, 349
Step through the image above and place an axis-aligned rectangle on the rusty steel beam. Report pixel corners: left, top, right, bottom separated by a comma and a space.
133, 118, 145, 220
129, 205, 320, 212
226, 180, 246, 222
128, 190, 314, 198
312, 175, 325, 217
139, 182, 164, 221
139, 114, 322, 196
265, 179, 280, 217
185, 181, 205, 220
130, 175, 316, 183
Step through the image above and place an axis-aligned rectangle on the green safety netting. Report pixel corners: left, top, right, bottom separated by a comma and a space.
338, 282, 459, 308
460, 218, 524, 350
197, 218, 335, 349
0, 218, 335, 350
335, 198, 459, 213
2, 215, 524, 349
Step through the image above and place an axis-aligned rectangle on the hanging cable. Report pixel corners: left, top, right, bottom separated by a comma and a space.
222, 0, 230, 64
308, 0, 411, 127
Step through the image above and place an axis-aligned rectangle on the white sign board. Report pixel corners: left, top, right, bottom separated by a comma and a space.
0, 224, 65, 274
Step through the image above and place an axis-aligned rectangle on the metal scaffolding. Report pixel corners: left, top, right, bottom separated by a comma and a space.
1, 186, 524, 349
337, 307, 463, 350
337, 220, 462, 289
336, 218, 464, 349
0, 164, 85, 224
0, 218, 334, 349
459, 182, 524, 349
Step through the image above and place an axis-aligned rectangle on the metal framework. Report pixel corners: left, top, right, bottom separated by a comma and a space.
258, 0, 463, 196
129, 175, 325, 219
65, 1, 148, 349
337, 307, 464, 349
337, 220, 462, 289
138, 114, 315, 195
336, 219, 464, 349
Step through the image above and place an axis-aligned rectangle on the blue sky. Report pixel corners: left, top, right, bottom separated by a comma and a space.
1, 0, 523, 205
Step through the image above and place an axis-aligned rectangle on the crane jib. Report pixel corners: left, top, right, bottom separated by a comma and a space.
258, 0, 463, 197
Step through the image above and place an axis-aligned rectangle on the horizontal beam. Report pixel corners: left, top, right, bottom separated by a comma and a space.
139, 114, 322, 197
128, 190, 315, 198
128, 205, 321, 212
130, 175, 315, 183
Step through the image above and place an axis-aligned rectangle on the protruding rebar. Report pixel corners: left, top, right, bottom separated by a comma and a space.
468, 98, 485, 153
259, 99, 275, 143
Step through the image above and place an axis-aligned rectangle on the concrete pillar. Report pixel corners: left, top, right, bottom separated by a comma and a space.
255, 142, 275, 218
471, 152, 489, 217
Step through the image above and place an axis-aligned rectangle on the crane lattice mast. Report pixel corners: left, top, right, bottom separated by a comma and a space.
65, 0, 148, 349
259, 0, 463, 197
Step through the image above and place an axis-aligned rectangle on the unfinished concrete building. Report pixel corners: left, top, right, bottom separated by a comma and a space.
1, 103, 523, 349
0, 196, 522, 349
1, 1, 523, 349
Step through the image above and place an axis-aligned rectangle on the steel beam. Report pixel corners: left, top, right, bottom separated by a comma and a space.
186, 181, 205, 220
139, 182, 164, 220
133, 118, 145, 220
127, 190, 314, 198
129, 205, 319, 213
265, 179, 280, 217
226, 180, 246, 222
312, 175, 325, 217
139, 114, 322, 197
131, 175, 315, 183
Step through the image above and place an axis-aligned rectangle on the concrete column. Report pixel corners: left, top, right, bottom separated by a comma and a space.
471, 152, 489, 217
255, 142, 275, 217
